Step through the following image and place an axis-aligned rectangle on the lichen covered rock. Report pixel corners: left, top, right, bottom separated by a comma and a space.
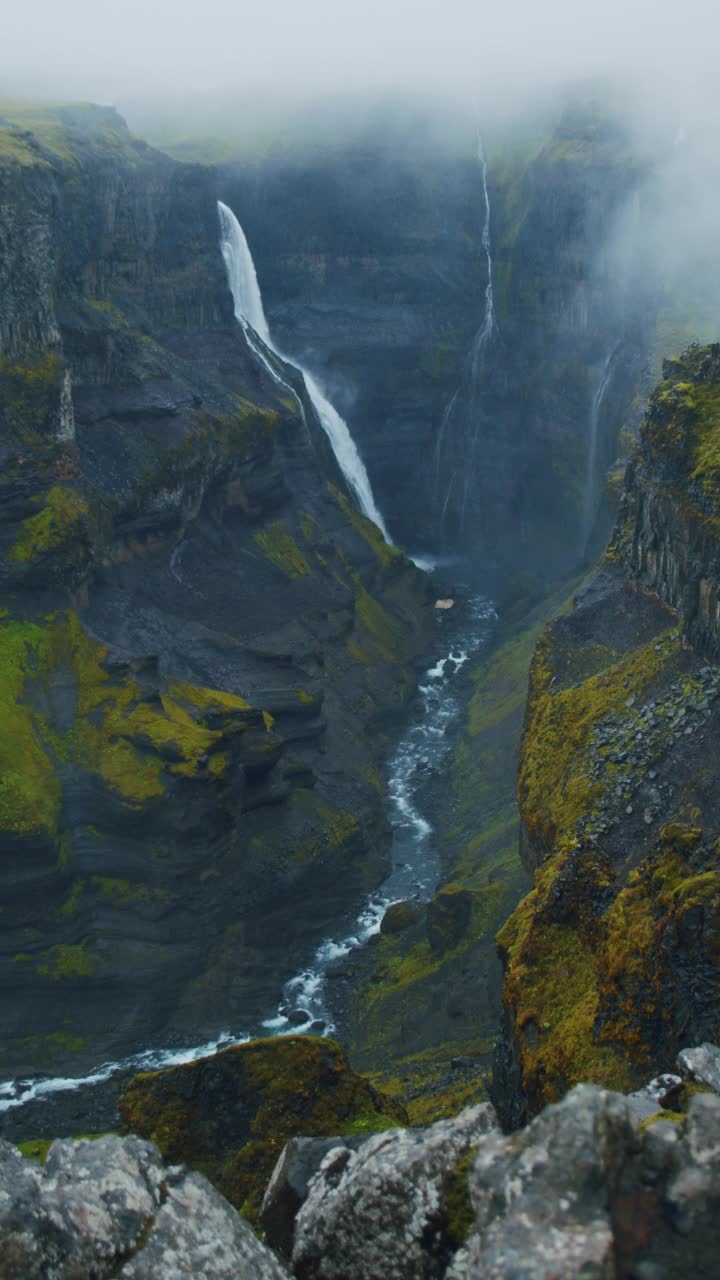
291, 1104, 497, 1279
0, 1133, 288, 1279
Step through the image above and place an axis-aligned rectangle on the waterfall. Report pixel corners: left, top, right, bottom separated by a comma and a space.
433, 134, 497, 539
584, 347, 619, 540
472, 133, 497, 362
217, 201, 390, 542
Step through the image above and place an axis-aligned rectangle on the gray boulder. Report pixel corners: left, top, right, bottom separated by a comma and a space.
291, 1105, 498, 1279
0, 1135, 288, 1280
447, 1084, 635, 1278
676, 1042, 720, 1093
288, 1078, 720, 1279
261, 1135, 368, 1258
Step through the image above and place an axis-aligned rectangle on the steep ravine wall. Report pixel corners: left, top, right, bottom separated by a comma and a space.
220, 104, 653, 576
494, 344, 720, 1126
0, 103, 431, 1079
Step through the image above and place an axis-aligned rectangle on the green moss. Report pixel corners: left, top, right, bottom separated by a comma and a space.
353, 583, 412, 664
14, 1031, 87, 1069
119, 1036, 405, 1229
640, 1110, 685, 1130
330, 484, 402, 569
0, 615, 59, 835
167, 679, 252, 716
18, 941, 98, 981
444, 1147, 478, 1248
17, 1131, 116, 1164
58, 880, 84, 917
17, 1139, 53, 1162
90, 877, 167, 907
0, 352, 63, 436
10, 486, 89, 563
366, 765, 382, 794
253, 521, 311, 577
519, 625, 680, 857
0, 608, 255, 836
288, 790, 360, 862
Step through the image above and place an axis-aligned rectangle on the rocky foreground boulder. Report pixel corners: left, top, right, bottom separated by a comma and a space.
0, 1134, 286, 1279
5, 1045, 720, 1278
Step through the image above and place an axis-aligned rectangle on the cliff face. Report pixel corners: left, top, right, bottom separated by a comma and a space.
494, 344, 720, 1126
0, 104, 431, 1078
221, 105, 651, 576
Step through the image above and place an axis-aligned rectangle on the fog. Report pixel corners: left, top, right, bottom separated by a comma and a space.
2, 0, 719, 124
3, 0, 720, 363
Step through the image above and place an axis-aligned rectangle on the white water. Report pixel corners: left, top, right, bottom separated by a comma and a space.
217, 201, 390, 542
0, 1030, 249, 1114
584, 347, 619, 540
262, 594, 497, 1034
471, 134, 497, 364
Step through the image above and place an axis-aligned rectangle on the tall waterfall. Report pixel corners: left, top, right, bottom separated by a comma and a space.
584, 346, 619, 541
433, 134, 496, 536
217, 201, 390, 541
471, 134, 497, 363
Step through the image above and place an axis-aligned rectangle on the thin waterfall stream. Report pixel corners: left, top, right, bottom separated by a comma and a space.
583, 344, 621, 543
433, 135, 497, 536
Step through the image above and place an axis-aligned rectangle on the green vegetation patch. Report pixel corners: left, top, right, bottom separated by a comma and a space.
330, 484, 402, 570
119, 1036, 405, 1229
17, 940, 98, 982
253, 521, 311, 577
519, 624, 680, 858
0, 352, 63, 438
10, 486, 88, 563
499, 821, 720, 1110
0, 608, 267, 837
0, 615, 60, 835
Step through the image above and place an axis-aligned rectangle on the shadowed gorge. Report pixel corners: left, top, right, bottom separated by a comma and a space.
2, 25, 720, 1275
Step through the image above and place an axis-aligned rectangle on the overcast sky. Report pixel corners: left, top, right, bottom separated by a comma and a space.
2, 0, 718, 113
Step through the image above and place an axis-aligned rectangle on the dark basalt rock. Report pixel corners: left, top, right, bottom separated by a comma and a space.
0, 103, 432, 1086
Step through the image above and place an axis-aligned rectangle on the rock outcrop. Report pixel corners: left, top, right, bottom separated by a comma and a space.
117, 1036, 406, 1227
277, 1055, 720, 1278
495, 344, 720, 1124
5, 1046, 720, 1278
0, 1133, 287, 1279
0, 102, 430, 1081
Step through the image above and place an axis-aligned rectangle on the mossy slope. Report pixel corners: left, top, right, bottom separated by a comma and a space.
119, 1036, 406, 1227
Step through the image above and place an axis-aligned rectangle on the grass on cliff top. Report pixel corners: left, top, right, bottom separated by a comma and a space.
0, 100, 80, 165
0, 99, 134, 167
643, 344, 720, 508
